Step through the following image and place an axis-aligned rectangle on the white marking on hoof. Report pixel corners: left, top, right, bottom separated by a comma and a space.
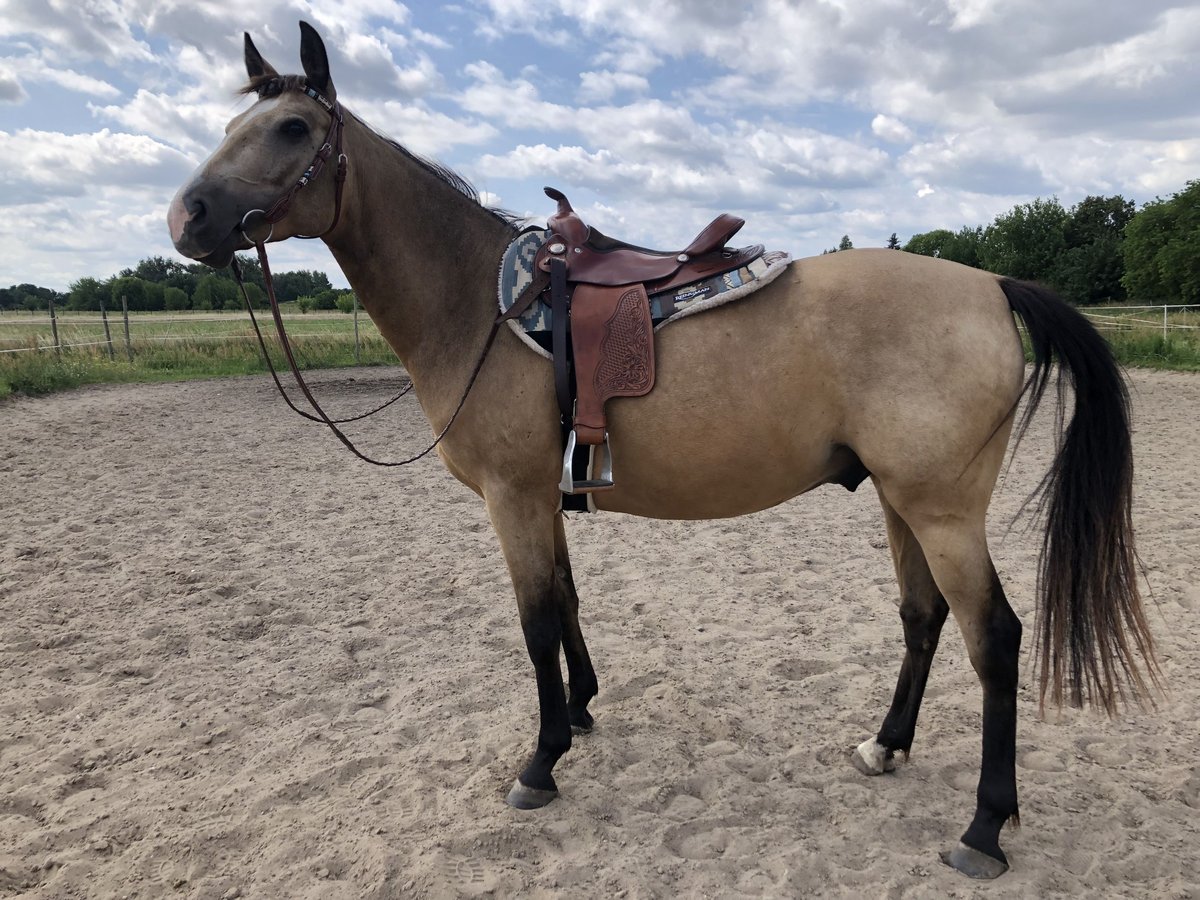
853, 738, 896, 776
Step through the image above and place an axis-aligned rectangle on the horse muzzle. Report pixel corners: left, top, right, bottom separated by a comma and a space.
167, 180, 253, 267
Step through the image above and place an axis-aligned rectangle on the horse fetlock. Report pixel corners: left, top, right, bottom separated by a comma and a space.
852, 738, 897, 776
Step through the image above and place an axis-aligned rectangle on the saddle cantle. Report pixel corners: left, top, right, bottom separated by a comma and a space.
500, 187, 769, 498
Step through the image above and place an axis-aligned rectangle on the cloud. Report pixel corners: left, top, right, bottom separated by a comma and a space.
871, 114, 913, 144
0, 0, 154, 65
0, 128, 195, 203
0, 69, 26, 103
577, 70, 650, 103
0, 55, 120, 99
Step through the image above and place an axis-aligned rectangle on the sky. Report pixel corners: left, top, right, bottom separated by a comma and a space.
1, 0, 1198, 291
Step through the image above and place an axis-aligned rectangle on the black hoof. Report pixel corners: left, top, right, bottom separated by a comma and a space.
505, 778, 558, 810
940, 842, 1009, 879
569, 706, 594, 733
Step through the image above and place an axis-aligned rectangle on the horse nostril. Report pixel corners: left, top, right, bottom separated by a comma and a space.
188, 196, 208, 223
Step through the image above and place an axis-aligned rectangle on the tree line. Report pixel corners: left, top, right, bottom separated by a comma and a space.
0, 255, 357, 313
841, 180, 1199, 307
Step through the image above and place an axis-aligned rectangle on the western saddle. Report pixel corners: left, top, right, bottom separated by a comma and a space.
503, 187, 763, 496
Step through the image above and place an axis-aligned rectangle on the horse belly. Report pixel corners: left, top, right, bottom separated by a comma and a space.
592, 290, 844, 519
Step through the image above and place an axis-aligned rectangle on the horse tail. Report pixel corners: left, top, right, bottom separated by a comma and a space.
999, 277, 1159, 714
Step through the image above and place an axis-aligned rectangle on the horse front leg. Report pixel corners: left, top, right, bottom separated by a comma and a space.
487, 493, 573, 810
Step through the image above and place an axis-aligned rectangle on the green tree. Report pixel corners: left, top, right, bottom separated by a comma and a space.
192, 274, 237, 311
1122, 181, 1200, 304
886, 233, 901, 249
274, 270, 333, 303
68, 277, 108, 311
163, 286, 190, 310
838, 235, 854, 251
1052, 195, 1135, 305
313, 288, 340, 310
335, 292, 356, 313
979, 197, 1068, 284
904, 229, 955, 258
110, 276, 156, 311
295, 295, 315, 314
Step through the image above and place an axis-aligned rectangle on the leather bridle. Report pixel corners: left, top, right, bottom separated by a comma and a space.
229, 84, 505, 467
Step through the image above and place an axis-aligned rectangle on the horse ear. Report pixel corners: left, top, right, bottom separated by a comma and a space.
298, 21, 336, 100
243, 33, 278, 86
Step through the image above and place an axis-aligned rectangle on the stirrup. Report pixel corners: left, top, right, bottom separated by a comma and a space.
559, 429, 615, 494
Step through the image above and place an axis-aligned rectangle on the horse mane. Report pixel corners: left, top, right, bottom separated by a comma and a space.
237, 74, 522, 228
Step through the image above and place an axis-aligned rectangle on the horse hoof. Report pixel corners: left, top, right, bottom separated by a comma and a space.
852, 738, 896, 776
505, 779, 558, 810
939, 842, 1009, 879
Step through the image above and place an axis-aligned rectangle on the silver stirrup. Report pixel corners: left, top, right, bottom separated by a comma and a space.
559, 429, 615, 494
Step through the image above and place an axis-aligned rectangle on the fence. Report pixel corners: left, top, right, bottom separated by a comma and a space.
1078, 304, 1200, 339
0, 294, 374, 363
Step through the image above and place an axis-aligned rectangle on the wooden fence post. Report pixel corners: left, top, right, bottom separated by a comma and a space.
100, 296, 115, 360
49, 298, 61, 359
353, 293, 360, 365
121, 295, 133, 361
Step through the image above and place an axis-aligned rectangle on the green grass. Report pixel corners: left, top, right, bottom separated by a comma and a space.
0, 309, 398, 398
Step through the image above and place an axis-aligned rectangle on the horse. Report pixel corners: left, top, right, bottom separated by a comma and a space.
167, 22, 1157, 879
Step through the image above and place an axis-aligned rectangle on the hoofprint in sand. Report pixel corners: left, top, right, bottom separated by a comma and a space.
1, 368, 1197, 898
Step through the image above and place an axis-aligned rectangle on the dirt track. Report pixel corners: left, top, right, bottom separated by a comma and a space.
1, 368, 1197, 898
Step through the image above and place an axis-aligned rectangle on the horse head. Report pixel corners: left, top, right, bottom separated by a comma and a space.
168, 21, 345, 267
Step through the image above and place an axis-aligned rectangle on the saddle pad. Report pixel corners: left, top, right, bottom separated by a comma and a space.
497, 229, 792, 360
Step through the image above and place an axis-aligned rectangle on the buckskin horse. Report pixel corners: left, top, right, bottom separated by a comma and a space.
167, 22, 1157, 878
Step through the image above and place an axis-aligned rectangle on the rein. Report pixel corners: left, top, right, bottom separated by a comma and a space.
230, 85, 504, 468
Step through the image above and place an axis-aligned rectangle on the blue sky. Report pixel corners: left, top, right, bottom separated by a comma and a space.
2, 0, 1198, 290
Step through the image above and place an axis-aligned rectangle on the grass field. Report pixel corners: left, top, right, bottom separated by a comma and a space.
0, 307, 397, 398
2, 304, 1199, 399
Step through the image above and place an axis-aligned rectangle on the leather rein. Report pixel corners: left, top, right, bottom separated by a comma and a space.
229, 85, 505, 468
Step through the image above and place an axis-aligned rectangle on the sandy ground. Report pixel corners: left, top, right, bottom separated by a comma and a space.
1, 366, 1197, 899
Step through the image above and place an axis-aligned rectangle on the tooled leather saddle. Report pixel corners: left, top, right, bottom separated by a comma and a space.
501, 187, 763, 496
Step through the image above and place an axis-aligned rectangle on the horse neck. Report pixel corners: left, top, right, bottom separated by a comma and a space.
322, 114, 515, 386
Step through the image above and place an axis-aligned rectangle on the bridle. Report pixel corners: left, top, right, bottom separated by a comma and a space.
230, 84, 506, 468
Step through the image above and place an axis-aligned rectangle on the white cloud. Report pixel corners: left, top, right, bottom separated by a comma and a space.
871, 114, 912, 144
577, 70, 649, 103
0, 69, 26, 103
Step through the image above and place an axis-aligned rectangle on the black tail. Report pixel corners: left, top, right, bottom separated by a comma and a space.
1000, 278, 1159, 713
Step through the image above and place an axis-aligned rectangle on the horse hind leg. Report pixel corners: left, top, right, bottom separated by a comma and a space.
854, 487, 949, 776
554, 513, 598, 733
900, 508, 1021, 879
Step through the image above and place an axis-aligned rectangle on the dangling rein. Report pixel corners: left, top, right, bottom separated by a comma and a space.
230, 85, 506, 468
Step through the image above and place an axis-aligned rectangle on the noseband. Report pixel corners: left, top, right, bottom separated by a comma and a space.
231, 85, 505, 468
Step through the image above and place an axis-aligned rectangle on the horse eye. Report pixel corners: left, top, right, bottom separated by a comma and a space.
280, 119, 308, 138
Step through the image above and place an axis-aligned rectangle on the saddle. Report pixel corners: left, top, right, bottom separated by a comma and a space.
504, 187, 763, 495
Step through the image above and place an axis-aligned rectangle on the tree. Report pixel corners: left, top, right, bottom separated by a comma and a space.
886, 233, 901, 249
192, 274, 237, 311
979, 197, 1068, 284
67, 277, 108, 311
295, 295, 315, 314
273, 269, 332, 303
163, 286, 190, 310
0, 283, 62, 311
313, 288, 340, 310
1122, 181, 1200, 304
110, 276, 157, 311
1052, 195, 1135, 305
904, 229, 955, 258
838, 235, 854, 251
335, 292, 356, 313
